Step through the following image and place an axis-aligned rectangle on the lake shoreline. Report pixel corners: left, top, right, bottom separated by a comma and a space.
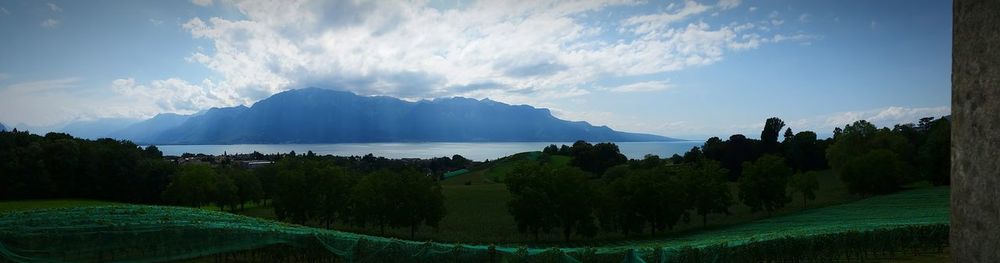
152, 141, 704, 161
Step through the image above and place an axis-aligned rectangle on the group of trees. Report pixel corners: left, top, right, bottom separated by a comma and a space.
0, 129, 449, 239
826, 117, 951, 195
0, 130, 174, 203
161, 165, 263, 211
543, 141, 627, 175
509, 115, 951, 241
691, 118, 832, 181
507, 150, 807, 241
253, 157, 445, 238
159, 154, 448, 239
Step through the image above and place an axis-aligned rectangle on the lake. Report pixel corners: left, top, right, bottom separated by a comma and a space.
155, 141, 703, 161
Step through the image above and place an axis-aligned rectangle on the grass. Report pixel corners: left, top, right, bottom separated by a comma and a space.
0, 199, 119, 213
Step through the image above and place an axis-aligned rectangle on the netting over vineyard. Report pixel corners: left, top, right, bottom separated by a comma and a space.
0, 188, 949, 262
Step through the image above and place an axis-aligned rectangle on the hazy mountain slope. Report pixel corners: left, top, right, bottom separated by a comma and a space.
122, 88, 677, 144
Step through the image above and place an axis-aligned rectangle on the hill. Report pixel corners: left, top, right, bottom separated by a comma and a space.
0, 187, 948, 262
113, 88, 677, 144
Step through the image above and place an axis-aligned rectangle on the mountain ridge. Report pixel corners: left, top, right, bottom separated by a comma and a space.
110, 87, 678, 144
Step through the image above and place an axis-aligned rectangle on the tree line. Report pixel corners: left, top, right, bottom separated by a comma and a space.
0, 130, 450, 239
508, 116, 950, 241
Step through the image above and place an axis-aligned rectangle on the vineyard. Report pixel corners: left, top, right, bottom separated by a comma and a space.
0, 187, 948, 262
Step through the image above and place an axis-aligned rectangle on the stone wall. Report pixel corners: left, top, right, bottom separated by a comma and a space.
952, 0, 1000, 261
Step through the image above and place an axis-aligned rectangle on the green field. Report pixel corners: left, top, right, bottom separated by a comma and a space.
0, 199, 119, 213
0, 187, 948, 262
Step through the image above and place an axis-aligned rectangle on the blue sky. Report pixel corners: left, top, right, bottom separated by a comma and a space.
0, 0, 951, 139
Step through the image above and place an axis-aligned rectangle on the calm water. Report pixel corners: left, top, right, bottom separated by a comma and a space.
155, 141, 703, 161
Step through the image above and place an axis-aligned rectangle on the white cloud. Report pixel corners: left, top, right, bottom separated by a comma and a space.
162, 0, 809, 109
788, 106, 951, 133
0, 7, 10, 16
41, 19, 59, 28
717, 0, 741, 10
191, 0, 213, 7
16, 0, 814, 126
47, 3, 62, 12
870, 20, 878, 30
112, 77, 241, 113
748, 6, 756, 12
149, 18, 164, 26
606, 80, 675, 93
799, 13, 810, 23
622, 1, 711, 32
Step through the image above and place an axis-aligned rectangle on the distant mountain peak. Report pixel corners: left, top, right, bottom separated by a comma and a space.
109, 88, 677, 144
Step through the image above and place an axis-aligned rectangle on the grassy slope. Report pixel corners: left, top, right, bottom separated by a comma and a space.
0, 199, 119, 213
0, 187, 949, 262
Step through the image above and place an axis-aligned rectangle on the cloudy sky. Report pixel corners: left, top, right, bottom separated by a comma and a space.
0, 0, 950, 139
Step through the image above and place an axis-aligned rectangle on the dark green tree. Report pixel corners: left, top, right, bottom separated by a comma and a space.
680, 160, 732, 227
162, 165, 218, 207
738, 155, 792, 216
827, 120, 916, 191
505, 162, 557, 241
840, 150, 908, 195
506, 163, 597, 241
919, 118, 950, 185
760, 117, 786, 154
682, 146, 704, 163
789, 171, 820, 208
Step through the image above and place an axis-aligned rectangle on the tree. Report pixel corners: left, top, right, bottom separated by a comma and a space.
351, 169, 445, 238
789, 171, 819, 208
738, 155, 792, 216
543, 144, 559, 155
680, 160, 733, 227
211, 171, 239, 212
506, 162, 557, 241
702, 137, 725, 161
826, 120, 878, 170
827, 120, 916, 192
143, 145, 163, 159
226, 168, 263, 211
784, 131, 826, 172
393, 169, 446, 239
569, 141, 627, 175
273, 161, 320, 224
721, 134, 759, 181
669, 154, 684, 164
314, 166, 353, 228
506, 163, 597, 241
548, 167, 598, 241
682, 147, 704, 163
919, 118, 950, 185
350, 170, 395, 234
782, 128, 794, 143
630, 167, 687, 235
601, 165, 629, 182
840, 150, 908, 195
760, 117, 786, 154
162, 165, 218, 207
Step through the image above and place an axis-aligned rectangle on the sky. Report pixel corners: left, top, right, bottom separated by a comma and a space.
0, 0, 951, 139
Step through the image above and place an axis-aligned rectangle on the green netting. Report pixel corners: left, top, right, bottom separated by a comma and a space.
0, 188, 949, 262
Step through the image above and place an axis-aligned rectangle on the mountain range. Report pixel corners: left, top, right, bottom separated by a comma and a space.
27, 88, 678, 144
